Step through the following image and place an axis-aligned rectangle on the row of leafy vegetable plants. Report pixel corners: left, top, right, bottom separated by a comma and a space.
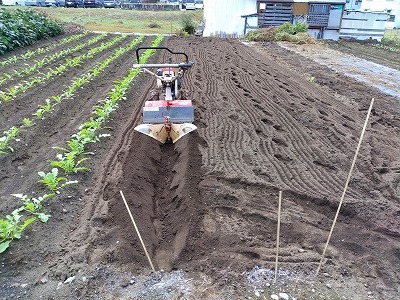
0, 33, 107, 86
0, 33, 126, 104
0, 32, 88, 68
0, 8, 64, 55
0, 35, 164, 254
0, 35, 145, 155
373, 43, 400, 53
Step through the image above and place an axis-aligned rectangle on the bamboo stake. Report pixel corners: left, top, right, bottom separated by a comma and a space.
119, 190, 156, 272
274, 190, 282, 283
316, 98, 375, 276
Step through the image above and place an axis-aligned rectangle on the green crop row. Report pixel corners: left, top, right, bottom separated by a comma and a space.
0, 33, 107, 86
0, 32, 88, 68
0, 35, 144, 155
0, 34, 127, 103
373, 43, 400, 53
0, 35, 163, 254
0, 8, 64, 55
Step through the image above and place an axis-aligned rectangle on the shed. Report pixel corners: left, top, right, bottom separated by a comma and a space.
257, 0, 345, 40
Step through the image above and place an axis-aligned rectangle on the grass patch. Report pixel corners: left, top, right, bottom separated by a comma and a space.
382, 29, 400, 48
24, 7, 203, 34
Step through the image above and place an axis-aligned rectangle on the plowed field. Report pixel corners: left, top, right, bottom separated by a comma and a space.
1, 34, 399, 300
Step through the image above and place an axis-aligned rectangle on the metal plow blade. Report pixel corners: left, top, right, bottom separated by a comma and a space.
134, 123, 197, 144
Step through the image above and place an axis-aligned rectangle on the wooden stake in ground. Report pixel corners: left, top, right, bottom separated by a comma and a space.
316, 98, 375, 276
119, 190, 156, 272
274, 190, 282, 283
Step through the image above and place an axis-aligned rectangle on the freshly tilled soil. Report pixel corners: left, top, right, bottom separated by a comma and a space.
0, 35, 399, 299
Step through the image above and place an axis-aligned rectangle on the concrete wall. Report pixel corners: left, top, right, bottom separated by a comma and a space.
203, 0, 258, 37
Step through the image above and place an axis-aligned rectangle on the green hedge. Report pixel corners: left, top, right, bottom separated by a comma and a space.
0, 8, 64, 55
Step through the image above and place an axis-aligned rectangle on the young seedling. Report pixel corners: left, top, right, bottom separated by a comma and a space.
38, 168, 67, 191
33, 99, 52, 119
73, 128, 110, 145
0, 209, 36, 253
80, 117, 103, 131
0, 91, 13, 102
50, 152, 90, 174
12, 194, 53, 223
51, 95, 62, 104
22, 118, 33, 127
53, 137, 89, 156
0, 127, 20, 154
307, 76, 316, 83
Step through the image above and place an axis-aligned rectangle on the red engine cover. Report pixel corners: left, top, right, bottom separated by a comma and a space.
144, 100, 193, 107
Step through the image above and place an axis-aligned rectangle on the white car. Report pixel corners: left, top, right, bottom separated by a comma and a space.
195, 0, 203, 9
184, 0, 195, 10
45, 0, 57, 5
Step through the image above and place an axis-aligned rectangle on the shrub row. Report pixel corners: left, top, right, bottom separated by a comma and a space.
0, 8, 64, 55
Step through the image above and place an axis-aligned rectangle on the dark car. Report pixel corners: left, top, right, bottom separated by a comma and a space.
103, 0, 120, 8
25, 0, 45, 5
84, 0, 103, 7
65, 0, 84, 7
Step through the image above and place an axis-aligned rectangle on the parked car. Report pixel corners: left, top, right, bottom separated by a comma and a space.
184, 0, 195, 10
65, 0, 84, 7
103, 0, 120, 8
25, 0, 45, 6
45, 0, 60, 6
195, 0, 203, 9
84, 0, 103, 7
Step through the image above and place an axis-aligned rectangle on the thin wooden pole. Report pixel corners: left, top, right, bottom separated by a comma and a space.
316, 98, 375, 276
274, 190, 282, 283
120, 190, 156, 272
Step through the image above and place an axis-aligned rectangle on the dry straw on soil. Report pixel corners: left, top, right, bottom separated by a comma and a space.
245, 27, 318, 45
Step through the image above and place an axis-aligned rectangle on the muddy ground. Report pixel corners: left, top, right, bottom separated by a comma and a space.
0, 34, 399, 300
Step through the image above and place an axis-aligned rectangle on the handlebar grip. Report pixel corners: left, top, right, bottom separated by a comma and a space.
135, 47, 190, 63
133, 62, 194, 69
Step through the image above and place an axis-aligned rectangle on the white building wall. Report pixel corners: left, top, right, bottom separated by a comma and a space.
339, 10, 387, 40
203, 0, 258, 37
360, 0, 400, 28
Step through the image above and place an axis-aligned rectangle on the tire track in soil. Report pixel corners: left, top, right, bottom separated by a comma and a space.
179, 38, 350, 199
